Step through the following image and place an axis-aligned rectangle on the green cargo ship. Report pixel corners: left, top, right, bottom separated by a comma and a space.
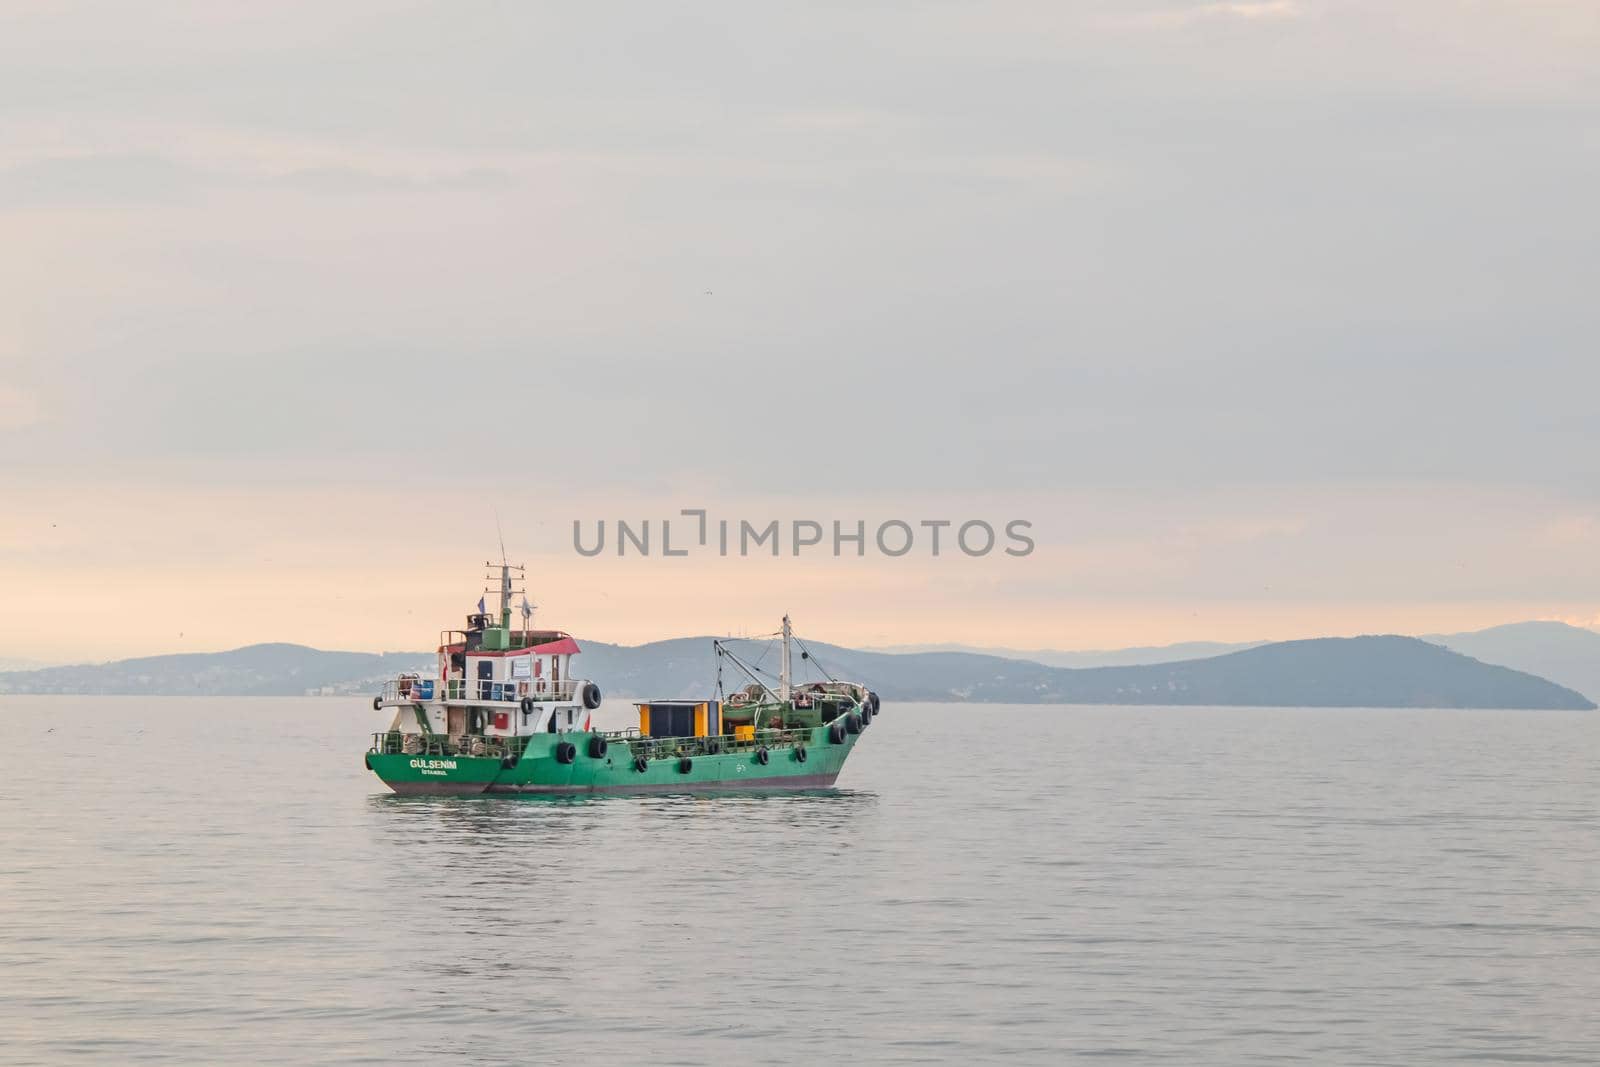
367, 562, 878, 795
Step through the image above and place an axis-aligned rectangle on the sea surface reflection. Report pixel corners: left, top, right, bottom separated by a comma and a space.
2, 696, 1596, 1064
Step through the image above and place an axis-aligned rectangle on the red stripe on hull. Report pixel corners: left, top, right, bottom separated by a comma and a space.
483, 771, 841, 795
382, 780, 492, 796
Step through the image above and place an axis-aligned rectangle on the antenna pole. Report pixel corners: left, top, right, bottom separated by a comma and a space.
494, 513, 512, 629
499, 563, 513, 629
779, 614, 792, 704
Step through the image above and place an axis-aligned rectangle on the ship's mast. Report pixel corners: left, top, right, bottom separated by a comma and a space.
496, 520, 512, 630
499, 562, 513, 629
779, 614, 792, 704
484, 549, 524, 632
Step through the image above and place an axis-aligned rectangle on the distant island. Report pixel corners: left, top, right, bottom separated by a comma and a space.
0, 630, 1593, 710
868, 620, 1600, 706
0, 645, 431, 700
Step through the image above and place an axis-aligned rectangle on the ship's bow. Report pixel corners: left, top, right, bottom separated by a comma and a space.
366, 751, 504, 795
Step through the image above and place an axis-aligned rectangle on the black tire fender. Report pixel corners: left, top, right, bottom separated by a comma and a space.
521, 696, 535, 714
634, 755, 649, 773
795, 746, 808, 763
845, 713, 862, 735
829, 721, 847, 745
555, 741, 576, 764
372, 695, 382, 711
582, 682, 602, 710
868, 691, 880, 714
755, 746, 770, 766
588, 735, 608, 759
678, 756, 694, 774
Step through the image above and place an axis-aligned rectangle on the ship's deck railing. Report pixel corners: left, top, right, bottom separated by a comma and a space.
617, 728, 817, 761
441, 678, 584, 703
377, 677, 585, 707
371, 727, 819, 761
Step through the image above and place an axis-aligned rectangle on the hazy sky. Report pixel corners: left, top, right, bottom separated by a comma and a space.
3, 1, 1598, 661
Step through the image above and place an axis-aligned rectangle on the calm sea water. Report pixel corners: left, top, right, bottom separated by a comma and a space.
1, 697, 1595, 1065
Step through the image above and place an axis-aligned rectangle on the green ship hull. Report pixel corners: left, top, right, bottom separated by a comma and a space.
367, 724, 864, 796
367, 587, 875, 797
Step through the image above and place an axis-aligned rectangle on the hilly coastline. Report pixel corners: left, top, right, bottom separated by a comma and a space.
0, 644, 432, 698
579, 635, 1593, 710
1, 634, 1591, 710
884, 621, 1600, 703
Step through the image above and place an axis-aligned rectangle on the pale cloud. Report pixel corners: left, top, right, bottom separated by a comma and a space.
774, 109, 914, 132
1117, 1, 1305, 30
1, 1, 1597, 657
0, 154, 202, 207
0, 111, 1095, 194
3, 479, 1594, 660
0, 116, 529, 192
1172, 515, 1312, 547
1541, 515, 1599, 545
1203, 1, 1301, 17
0, 385, 43, 430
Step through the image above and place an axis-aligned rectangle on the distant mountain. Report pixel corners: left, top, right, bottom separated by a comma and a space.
585, 635, 1593, 710
1, 634, 1591, 710
1039, 636, 1593, 710
0, 643, 434, 697
1425, 621, 1600, 704
863, 639, 1266, 668
869, 620, 1600, 700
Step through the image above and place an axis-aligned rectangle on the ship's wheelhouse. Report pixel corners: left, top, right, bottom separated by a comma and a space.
377, 623, 593, 742
439, 623, 580, 702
